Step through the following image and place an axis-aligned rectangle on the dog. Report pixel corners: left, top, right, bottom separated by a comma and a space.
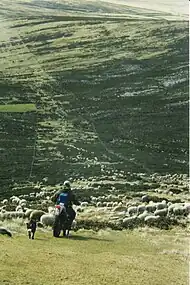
26, 219, 37, 239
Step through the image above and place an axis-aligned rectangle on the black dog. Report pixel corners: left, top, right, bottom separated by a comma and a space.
26, 219, 37, 239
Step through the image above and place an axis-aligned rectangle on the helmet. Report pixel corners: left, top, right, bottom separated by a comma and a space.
63, 180, 71, 188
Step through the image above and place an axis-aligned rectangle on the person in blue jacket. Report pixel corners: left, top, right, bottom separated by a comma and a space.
52, 180, 80, 227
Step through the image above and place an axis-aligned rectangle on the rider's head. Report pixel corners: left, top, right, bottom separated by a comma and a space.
63, 180, 71, 190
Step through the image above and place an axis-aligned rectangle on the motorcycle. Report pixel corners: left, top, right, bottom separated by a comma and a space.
53, 203, 71, 238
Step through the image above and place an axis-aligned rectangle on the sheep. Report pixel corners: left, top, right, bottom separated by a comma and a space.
40, 214, 55, 227
184, 203, 190, 214
154, 208, 168, 217
141, 195, 149, 203
20, 202, 26, 208
145, 215, 160, 225
2, 199, 8, 205
128, 206, 138, 216
146, 204, 156, 213
76, 206, 84, 213
137, 205, 146, 214
10, 196, 20, 205
10, 196, 16, 202
24, 209, 34, 218
106, 202, 113, 208
0, 206, 6, 212
16, 205, 23, 212
168, 204, 176, 215
137, 211, 150, 221
96, 202, 103, 207
3, 211, 24, 219
81, 202, 88, 207
168, 203, 183, 215
48, 206, 55, 214
118, 194, 124, 199
156, 202, 167, 210
30, 210, 45, 221
19, 199, 27, 205
91, 197, 98, 203
173, 206, 187, 216
123, 216, 137, 227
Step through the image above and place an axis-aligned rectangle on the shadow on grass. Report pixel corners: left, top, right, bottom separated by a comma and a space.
34, 237, 50, 241
64, 234, 113, 242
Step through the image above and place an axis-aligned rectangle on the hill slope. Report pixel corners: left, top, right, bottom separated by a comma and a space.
0, 0, 188, 196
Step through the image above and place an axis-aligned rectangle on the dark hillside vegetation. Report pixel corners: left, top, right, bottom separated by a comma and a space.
0, 0, 188, 198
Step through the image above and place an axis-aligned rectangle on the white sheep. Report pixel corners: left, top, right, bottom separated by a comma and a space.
3, 211, 24, 219
81, 202, 89, 207
173, 206, 187, 216
123, 216, 137, 226
48, 206, 55, 214
141, 195, 149, 203
145, 215, 160, 225
10, 196, 20, 204
96, 202, 103, 207
168, 204, 175, 215
146, 204, 156, 213
16, 205, 23, 212
30, 210, 45, 221
106, 202, 113, 208
137, 205, 146, 214
137, 211, 150, 220
168, 203, 183, 215
2, 199, 8, 205
40, 214, 55, 227
24, 209, 34, 218
184, 203, 190, 213
19, 199, 27, 205
128, 206, 138, 216
154, 208, 168, 217
91, 197, 97, 203
156, 202, 167, 210
76, 206, 84, 212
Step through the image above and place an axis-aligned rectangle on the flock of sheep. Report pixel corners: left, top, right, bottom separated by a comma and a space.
0, 189, 189, 231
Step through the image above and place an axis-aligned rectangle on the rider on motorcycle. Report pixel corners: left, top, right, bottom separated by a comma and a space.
51, 180, 80, 228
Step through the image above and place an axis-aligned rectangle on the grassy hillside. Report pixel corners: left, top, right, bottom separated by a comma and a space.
0, 228, 189, 285
0, 0, 188, 197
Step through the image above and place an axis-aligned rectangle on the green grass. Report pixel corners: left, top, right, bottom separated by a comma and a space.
0, 229, 188, 285
0, 104, 37, 112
